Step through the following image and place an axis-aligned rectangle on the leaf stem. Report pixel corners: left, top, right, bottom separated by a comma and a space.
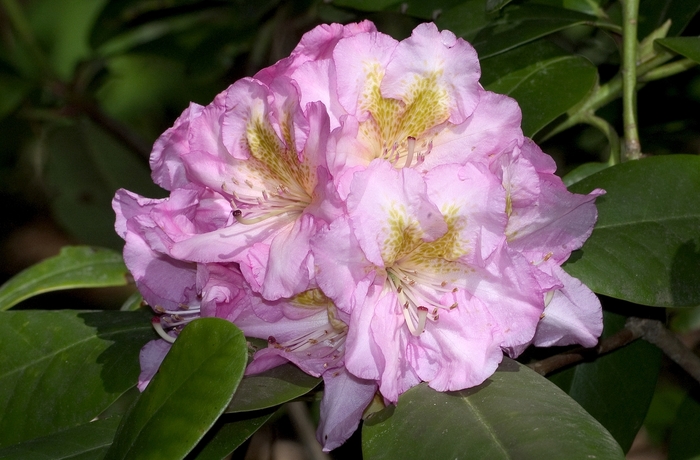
638, 58, 698, 82
529, 317, 700, 385
589, 20, 623, 35
542, 41, 677, 144
620, 0, 641, 160
582, 114, 621, 165
625, 317, 700, 384
527, 326, 640, 376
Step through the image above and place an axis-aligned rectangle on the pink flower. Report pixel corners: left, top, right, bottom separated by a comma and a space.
257, 22, 523, 198
239, 288, 377, 452
314, 159, 555, 402
498, 139, 605, 351
115, 19, 605, 452
115, 76, 342, 301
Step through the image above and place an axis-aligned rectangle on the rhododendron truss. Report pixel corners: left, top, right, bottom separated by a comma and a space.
113, 20, 604, 452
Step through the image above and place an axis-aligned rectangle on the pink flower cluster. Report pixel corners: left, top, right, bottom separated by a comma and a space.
113, 21, 604, 451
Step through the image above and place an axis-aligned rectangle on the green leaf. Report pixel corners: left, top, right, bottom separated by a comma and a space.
227, 363, 321, 413
638, 0, 700, 38
0, 72, 32, 120
91, 0, 280, 51
530, 0, 608, 18
482, 43, 597, 136
656, 37, 700, 64
643, 383, 687, 446
0, 416, 121, 460
437, 2, 600, 58
0, 246, 129, 311
562, 162, 610, 187
42, 119, 163, 248
669, 393, 700, 460
565, 155, 700, 307
362, 357, 625, 459
548, 310, 662, 452
25, 0, 106, 80
105, 318, 247, 460
486, 0, 513, 12
0, 310, 154, 448
189, 410, 276, 460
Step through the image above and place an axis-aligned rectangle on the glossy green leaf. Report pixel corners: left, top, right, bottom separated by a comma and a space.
486, 0, 512, 12
0, 416, 121, 460
0, 310, 154, 448
548, 310, 662, 452
438, 2, 599, 58
530, 0, 608, 18
327, 0, 466, 19
669, 392, 700, 460
480, 38, 564, 85
484, 51, 597, 137
327, 0, 401, 11
362, 357, 624, 459
0, 246, 129, 311
565, 155, 700, 307
656, 37, 700, 64
105, 318, 247, 460
638, 0, 700, 38
42, 119, 163, 249
190, 410, 276, 460
563, 162, 610, 187
91, 0, 280, 50
227, 363, 321, 413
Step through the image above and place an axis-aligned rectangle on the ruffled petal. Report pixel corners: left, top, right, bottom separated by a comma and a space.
381, 23, 481, 124
532, 262, 603, 348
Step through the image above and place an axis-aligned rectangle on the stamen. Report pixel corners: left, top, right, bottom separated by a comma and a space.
544, 290, 555, 307
152, 317, 176, 343
404, 137, 416, 168
414, 306, 429, 335
233, 208, 296, 225
160, 308, 200, 316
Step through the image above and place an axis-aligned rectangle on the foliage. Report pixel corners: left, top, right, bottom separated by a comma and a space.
0, 0, 699, 458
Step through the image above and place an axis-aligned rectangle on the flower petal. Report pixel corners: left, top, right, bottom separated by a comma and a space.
381, 23, 481, 124
532, 262, 603, 348
318, 369, 377, 452
137, 339, 172, 391
347, 160, 447, 267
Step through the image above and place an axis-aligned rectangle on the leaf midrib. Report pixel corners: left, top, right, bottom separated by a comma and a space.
460, 394, 511, 459
0, 258, 127, 310
115, 331, 245, 457
596, 213, 699, 230
0, 324, 152, 381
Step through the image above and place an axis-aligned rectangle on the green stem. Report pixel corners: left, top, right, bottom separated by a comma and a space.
589, 20, 623, 35
583, 115, 621, 165
639, 58, 698, 82
621, 0, 641, 160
